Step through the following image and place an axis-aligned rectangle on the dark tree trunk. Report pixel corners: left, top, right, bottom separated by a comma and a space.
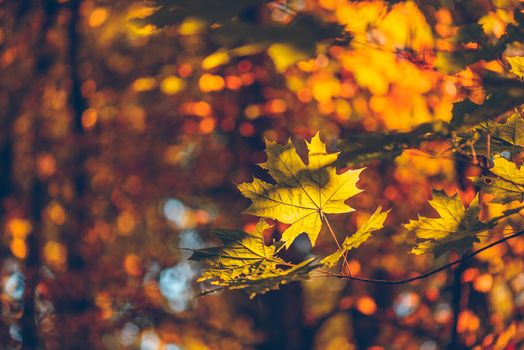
19, 1, 59, 348
50, 0, 96, 347
448, 263, 467, 349
256, 283, 314, 350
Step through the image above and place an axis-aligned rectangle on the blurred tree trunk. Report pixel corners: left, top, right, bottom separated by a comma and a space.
257, 283, 314, 350
0, 93, 16, 255
19, 1, 59, 348
448, 263, 467, 349
51, 0, 96, 347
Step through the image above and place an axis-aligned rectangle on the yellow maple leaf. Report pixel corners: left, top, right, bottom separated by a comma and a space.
507, 56, 524, 79
238, 132, 364, 248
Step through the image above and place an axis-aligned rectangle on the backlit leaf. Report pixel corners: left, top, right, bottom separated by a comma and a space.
455, 113, 524, 157
267, 43, 308, 72
322, 206, 388, 267
473, 157, 524, 204
406, 190, 492, 257
238, 132, 364, 248
190, 219, 316, 297
508, 56, 524, 79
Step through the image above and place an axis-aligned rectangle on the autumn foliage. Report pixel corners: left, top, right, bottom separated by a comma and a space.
1, 1, 524, 350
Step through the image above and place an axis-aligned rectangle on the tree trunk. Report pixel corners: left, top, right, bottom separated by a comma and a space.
256, 283, 314, 350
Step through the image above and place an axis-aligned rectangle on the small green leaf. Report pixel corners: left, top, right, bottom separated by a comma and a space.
406, 190, 492, 257
322, 206, 388, 267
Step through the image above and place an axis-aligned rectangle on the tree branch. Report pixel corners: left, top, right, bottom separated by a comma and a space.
322, 229, 524, 284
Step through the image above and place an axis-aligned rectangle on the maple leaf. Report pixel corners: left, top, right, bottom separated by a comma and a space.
456, 113, 524, 157
238, 133, 364, 248
191, 220, 281, 281
406, 190, 492, 257
450, 76, 524, 130
507, 56, 524, 79
190, 219, 316, 297
494, 113, 524, 147
322, 206, 388, 267
211, 258, 317, 298
473, 157, 524, 204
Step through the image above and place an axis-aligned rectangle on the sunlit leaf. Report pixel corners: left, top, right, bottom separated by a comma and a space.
436, 15, 524, 73
507, 56, 524, 79
201, 50, 231, 70
190, 219, 316, 297
238, 132, 364, 248
267, 43, 308, 72
406, 190, 492, 257
322, 206, 388, 267
473, 157, 524, 204
455, 112, 524, 156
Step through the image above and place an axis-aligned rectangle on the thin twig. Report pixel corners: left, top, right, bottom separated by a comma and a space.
486, 132, 493, 168
321, 230, 524, 284
470, 142, 478, 165
323, 214, 351, 276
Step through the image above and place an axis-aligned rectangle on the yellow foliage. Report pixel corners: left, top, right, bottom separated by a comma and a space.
127, 23, 156, 37
132, 77, 157, 92
336, 2, 385, 34
183, 336, 210, 350
267, 44, 308, 72
378, 1, 434, 50
457, 310, 480, 333
311, 76, 340, 103
201, 51, 230, 70
507, 56, 524, 78
44, 241, 67, 268
7, 218, 32, 239
126, 4, 156, 21
160, 76, 186, 95
238, 133, 363, 247
199, 74, 225, 92
479, 10, 513, 38
356, 296, 377, 315
117, 211, 136, 235
10, 238, 27, 259
47, 202, 66, 226
89, 8, 109, 28
178, 18, 206, 35
125, 4, 157, 37
395, 149, 454, 178
124, 254, 142, 276
286, 76, 304, 92
82, 108, 98, 130
279, 0, 460, 129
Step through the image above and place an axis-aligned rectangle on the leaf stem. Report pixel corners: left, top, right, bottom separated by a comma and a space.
322, 214, 351, 276
319, 229, 524, 284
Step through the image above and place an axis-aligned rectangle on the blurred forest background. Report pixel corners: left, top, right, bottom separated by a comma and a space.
1, 0, 524, 349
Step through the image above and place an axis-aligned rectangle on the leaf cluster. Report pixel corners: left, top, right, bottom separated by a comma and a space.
194, 120, 524, 295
